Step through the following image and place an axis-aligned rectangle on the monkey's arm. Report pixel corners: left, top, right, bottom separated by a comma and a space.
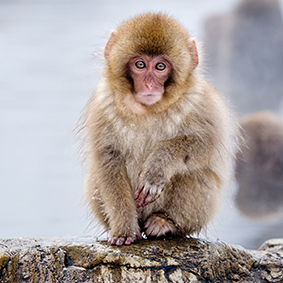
96, 146, 141, 245
134, 135, 214, 207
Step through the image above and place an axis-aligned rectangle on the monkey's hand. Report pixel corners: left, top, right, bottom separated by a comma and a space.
108, 231, 142, 246
108, 209, 143, 246
134, 135, 203, 207
134, 159, 167, 208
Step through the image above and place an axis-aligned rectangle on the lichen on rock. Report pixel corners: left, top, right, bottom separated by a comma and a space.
0, 237, 283, 282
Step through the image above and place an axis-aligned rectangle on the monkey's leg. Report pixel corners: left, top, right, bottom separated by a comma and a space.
101, 174, 142, 246
86, 183, 142, 245
100, 178, 142, 246
87, 148, 142, 246
135, 135, 216, 208
142, 171, 221, 238
162, 171, 221, 236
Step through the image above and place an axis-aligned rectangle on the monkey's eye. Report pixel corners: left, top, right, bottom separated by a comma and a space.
155, 62, 166, 71
135, 60, 146, 69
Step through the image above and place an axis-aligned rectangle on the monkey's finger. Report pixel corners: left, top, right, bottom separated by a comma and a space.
144, 186, 161, 205
115, 237, 126, 246
134, 190, 141, 200
134, 184, 144, 200
137, 232, 142, 240
109, 235, 139, 246
136, 196, 147, 208
109, 236, 125, 246
124, 237, 135, 245
136, 189, 150, 208
144, 193, 157, 206
108, 237, 119, 245
135, 183, 150, 207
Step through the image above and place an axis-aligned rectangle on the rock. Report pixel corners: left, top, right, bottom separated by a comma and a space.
0, 236, 283, 282
204, 0, 283, 116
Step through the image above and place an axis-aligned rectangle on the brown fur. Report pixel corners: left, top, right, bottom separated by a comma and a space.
81, 13, 236, 245
235, 111, 283, 218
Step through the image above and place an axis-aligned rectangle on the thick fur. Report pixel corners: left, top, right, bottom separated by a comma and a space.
235, 112, 283, 218
104, 13, 198, 116
81, 13, 236, 241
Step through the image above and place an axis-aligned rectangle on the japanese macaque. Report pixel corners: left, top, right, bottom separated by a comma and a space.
235, 112, 283, 219
81, 13, 236, 246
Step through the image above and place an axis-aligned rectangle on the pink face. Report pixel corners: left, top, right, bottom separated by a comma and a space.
129, 55, 171, 105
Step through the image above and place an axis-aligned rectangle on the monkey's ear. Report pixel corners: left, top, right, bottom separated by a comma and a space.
189, 40, 199, 69
104, 32, 117, 59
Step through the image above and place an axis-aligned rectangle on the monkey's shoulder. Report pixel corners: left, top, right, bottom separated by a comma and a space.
90, 77, 231, 137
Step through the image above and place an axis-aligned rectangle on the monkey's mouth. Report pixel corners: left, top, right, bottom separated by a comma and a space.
135, 93, 162, 105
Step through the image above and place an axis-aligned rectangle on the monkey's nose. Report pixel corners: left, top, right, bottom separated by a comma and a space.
146, 82, 154, 89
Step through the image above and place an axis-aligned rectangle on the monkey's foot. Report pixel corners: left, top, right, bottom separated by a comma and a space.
144, 213, 178, 237
108, 232, 142, 246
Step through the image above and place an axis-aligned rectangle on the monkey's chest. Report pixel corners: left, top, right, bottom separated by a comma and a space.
115, 120, 182, 189
118, 121, 176, 156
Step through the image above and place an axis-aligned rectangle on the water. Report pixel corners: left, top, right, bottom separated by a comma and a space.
1, 0, 282, 249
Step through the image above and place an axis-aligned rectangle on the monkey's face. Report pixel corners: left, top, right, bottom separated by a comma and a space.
104, 13, 199, 117
129, 55, 171, 106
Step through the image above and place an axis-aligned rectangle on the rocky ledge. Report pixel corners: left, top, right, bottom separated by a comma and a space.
0, 236, 283, 282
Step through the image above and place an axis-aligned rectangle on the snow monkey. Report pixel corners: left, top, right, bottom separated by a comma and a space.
81, 13, 236, 246
235, 111, 283, 219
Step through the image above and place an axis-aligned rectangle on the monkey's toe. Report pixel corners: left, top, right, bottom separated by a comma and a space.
108, 231, 142, 246
108, 236, 133, 246
144, 213, 178, 237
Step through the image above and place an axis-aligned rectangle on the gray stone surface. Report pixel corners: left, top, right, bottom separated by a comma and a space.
0, 236, 283, 282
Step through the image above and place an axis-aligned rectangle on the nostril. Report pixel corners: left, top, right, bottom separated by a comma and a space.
146, 82, 153, 89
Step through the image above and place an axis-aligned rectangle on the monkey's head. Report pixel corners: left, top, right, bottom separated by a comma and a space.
104, 13, 199, 115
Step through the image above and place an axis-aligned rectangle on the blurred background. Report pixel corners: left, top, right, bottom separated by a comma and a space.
1, 0, 283, 249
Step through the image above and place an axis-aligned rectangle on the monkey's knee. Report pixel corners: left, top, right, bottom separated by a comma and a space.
164, 173, 221, 235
